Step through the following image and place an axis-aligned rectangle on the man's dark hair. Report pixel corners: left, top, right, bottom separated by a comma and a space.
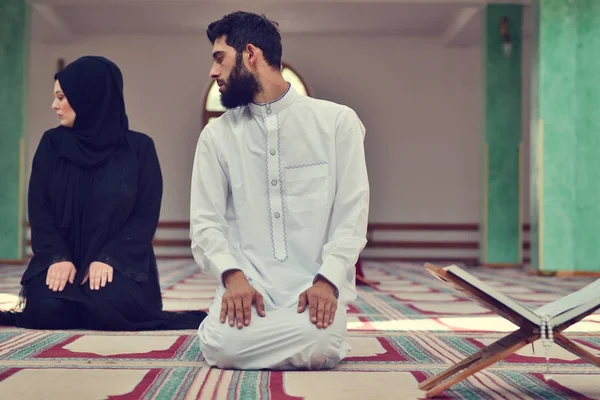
207, 11, 283, 69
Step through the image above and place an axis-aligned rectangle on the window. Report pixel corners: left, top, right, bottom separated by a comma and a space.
203, 62, 310, 127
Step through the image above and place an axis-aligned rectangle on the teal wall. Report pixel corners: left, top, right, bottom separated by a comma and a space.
530, 0, 600, 272
0, 0, 29, 260
529, 0, 541, 271
480, 5, 523, 265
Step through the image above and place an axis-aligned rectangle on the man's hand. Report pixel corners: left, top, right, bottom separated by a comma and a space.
221, 270, 266, 329
297, 276, 337, 329
82, 261, 114, 290
46, 261, 77, 292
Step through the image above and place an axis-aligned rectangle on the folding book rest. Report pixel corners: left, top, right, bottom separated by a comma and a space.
419, 263, 600, 398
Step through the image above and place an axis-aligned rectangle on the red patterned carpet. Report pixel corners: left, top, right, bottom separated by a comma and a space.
1, 260, 599, 399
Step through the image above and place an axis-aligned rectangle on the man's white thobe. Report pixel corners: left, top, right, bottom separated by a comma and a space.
190, 83, 369, 370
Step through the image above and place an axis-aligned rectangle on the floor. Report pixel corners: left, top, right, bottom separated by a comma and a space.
1, 260, 599, 399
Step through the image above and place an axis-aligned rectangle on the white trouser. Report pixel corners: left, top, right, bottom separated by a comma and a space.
197, 287, 350, 370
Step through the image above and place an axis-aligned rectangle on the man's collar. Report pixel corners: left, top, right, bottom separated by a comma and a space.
248, 83, 297, 116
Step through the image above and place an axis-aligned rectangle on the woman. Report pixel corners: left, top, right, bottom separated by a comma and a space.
0, 56, 206, 330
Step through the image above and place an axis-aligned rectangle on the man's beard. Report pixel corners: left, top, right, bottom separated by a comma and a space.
220, 55, 261, 109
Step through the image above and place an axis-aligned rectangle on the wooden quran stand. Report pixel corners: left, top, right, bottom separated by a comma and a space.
419, 263, 600, 398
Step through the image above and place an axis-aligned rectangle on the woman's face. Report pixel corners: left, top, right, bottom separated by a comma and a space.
51, 80, 76, 128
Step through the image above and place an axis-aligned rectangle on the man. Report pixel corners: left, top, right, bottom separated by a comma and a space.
190, 11, 369, 371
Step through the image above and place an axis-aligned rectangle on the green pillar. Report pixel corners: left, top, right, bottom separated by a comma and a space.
530, 0, 600, 273
480, 5, 523, 266
0, 0, 29, 261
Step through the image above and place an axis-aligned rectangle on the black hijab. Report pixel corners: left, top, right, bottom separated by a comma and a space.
55, 56, 129, 168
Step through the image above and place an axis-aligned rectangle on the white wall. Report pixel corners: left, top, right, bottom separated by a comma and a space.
27, 34, 531, 225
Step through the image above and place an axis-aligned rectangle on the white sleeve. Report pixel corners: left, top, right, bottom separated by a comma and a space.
189, 127, 240, 284
316, 108, 370, 296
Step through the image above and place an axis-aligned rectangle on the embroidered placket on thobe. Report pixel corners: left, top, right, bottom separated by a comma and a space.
261, 103, 288, 263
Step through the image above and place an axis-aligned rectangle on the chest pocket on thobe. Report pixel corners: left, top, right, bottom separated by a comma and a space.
283, 163, 329, 212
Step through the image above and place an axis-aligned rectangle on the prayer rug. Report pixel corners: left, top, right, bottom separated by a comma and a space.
1, 260, 599, 399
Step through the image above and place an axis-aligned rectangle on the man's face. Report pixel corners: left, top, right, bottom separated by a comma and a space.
209, 36, 260, 109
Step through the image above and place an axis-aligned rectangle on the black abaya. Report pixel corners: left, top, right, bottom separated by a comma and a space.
0, 56, 206, 330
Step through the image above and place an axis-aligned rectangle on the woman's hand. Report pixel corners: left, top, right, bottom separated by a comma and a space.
82, 261, 114, 290
46, 261, 77, 292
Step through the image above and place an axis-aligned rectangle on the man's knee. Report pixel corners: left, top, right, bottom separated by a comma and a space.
299, 319, 347, 370
198, 316, 251, 369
